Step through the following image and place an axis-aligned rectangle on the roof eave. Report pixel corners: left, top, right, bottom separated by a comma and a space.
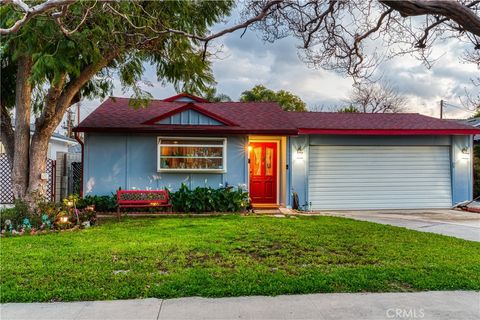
73, 127, 298, 135
298, 128, 480, 135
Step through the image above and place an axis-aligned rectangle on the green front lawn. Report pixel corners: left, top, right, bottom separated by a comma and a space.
1, 215, 479, 302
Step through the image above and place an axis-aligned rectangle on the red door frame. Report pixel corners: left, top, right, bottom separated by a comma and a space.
249, 142, 278, 204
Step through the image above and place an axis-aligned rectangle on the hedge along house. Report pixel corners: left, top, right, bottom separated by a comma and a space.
74, 93, 479, 210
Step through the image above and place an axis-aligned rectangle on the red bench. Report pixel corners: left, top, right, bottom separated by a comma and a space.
116, 190, 172, 218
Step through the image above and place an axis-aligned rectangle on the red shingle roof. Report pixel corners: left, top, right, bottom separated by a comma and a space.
74, 97, 298, 135
74, 97, 480, 135
288, 112, 480, 135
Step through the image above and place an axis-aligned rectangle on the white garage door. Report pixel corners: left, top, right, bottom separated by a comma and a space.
308, 146, 452, 210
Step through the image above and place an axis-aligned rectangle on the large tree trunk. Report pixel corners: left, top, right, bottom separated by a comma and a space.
12, 56, 33, 199
24, 51, 116, 201
27, 127, 54, 198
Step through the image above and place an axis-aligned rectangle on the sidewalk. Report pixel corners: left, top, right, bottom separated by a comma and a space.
1, 291, 479, 320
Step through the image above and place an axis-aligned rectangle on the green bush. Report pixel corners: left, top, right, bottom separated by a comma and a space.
474, 145, 480, 198
0, 207, 22, 229
170, 184, 249, 213
77, 194, 117, 212
0, 198, 62, 231
74, 185, 249, 213
1, 194, 96, 233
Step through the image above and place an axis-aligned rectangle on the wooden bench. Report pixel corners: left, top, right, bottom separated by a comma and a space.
116, 190, 172, 218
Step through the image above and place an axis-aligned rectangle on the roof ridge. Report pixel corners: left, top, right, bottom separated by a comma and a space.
106, 96, 282, 104
297, 111, 421, 115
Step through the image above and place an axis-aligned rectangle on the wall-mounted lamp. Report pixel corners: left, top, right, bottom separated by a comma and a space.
296, 146, 305, 160
460, 146, 470, 160
247, 145, 253, 153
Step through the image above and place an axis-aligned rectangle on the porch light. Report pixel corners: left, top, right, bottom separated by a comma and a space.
247, 145, 253, 152
460, 147, 470, 160
296, 150, 304, 160
296, 146, 305, 160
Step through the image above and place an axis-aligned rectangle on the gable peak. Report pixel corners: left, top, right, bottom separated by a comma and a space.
163, 93, 208, 103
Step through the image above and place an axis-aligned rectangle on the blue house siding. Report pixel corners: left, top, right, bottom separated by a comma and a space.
156, 109, 223, 126
451, 135, 473, 204
84, 133, 248, 196
288, 135, 474, 209
84, 132, 473, 208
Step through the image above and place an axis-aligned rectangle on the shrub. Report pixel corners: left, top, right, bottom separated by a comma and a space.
0, 199, 35, 231
77, 194, 117, 212
171, 184, 249, 213
474, 145, 480, 199
0, 207, 21, 230
1, 194, 97, 235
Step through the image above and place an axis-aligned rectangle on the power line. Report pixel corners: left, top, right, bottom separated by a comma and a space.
443, 101, 476, 113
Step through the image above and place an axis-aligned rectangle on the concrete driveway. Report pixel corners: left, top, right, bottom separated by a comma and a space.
319, 209, 480, 242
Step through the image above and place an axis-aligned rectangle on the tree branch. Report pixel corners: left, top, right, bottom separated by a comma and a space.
54, 1, 96, 36
0, 0, 77, 35
104, 0, 283, 56
380, 0, 480, 37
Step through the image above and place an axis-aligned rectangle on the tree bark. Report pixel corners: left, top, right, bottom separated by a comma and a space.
12, 55, 33, 199
0, 103, 15, 167
27, 128, 53, 197
380, 0, 480, 37
26, 51, 117, 198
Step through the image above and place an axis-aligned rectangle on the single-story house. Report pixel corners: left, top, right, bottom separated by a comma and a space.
73, 93, 479, 210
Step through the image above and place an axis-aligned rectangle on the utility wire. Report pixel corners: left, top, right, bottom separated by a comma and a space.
443, 102, 476, 114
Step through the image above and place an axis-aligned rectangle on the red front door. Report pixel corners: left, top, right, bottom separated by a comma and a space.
249, 142, 277, 204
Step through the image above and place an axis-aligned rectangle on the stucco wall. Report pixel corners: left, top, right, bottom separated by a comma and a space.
84, 133, 248, 195
288, 135, 473, 209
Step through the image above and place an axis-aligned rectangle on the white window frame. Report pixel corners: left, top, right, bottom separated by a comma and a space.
157, 137, 227, 173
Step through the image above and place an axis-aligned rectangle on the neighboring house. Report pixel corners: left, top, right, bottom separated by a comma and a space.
0, 127, 78, 204
0, 125, 78, 160
74, 93, 479, 210
48, 131, 78, 160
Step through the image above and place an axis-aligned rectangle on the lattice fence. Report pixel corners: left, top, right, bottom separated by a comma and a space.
70, 161, 82, 195
0, 154, 55, 203
0, 155, 13, 204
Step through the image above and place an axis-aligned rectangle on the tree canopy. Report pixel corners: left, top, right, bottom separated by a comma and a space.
0, 0, 237, 200
204, 87, 232, 102
338, 106, 360, 113
240, 85, 307, 112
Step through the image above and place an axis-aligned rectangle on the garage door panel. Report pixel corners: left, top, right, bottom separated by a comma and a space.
308, 146, 452, 210
309, 180, 451, 185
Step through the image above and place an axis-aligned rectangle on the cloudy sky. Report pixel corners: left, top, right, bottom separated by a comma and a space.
75, 7, 479, 127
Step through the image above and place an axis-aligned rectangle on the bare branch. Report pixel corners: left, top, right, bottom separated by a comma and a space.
380, 0, 480, 37
349, 80, 407, 113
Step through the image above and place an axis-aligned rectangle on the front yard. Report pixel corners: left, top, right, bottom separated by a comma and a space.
1, 215, 479, 302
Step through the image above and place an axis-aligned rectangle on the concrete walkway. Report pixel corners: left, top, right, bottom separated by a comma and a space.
317, 210, 480, 242
1, 291, 479, 320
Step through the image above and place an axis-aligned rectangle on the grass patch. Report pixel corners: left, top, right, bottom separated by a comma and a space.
1, 215, 479, 302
